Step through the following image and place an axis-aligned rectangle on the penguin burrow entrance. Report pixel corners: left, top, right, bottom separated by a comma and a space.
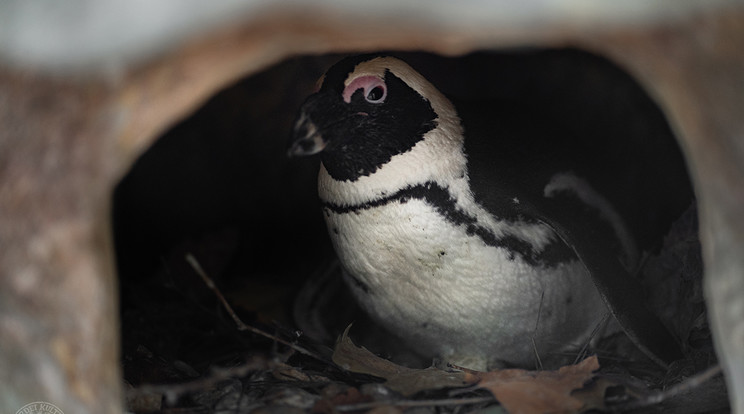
114, 49, 726, 413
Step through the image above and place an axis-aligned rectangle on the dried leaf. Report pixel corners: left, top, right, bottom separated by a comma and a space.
385, 366, 473, 397
272, 362, 330, 383
332, 326, 473, 396
464, 356, 600, 414
331, 326, 602, 411
332, 325, 408, 378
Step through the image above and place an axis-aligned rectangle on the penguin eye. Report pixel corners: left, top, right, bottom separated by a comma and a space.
343, 75, 387, 104
365, 85, 386, 103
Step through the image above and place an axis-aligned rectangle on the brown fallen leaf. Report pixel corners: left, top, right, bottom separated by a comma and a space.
462, 356, 600, 414
332, 326, 601, 413
331, 326, 474, 396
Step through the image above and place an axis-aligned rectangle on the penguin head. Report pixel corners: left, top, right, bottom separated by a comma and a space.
289, 55, 462, 182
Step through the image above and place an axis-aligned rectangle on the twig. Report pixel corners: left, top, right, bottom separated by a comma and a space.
335, 395, 495, 412
185, 254, 249, 330
617, 364, 723, 411
128, 356, 269, 404
573, 311, 612, 365
185, 253, 324, 362
532, 291, 545, 370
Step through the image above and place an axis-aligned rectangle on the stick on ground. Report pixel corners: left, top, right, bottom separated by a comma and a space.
185, 253, 324, 361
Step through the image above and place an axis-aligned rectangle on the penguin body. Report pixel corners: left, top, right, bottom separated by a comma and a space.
290, 54, 686, 369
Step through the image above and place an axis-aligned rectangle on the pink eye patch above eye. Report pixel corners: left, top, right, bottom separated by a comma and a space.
342, 76, 387, 104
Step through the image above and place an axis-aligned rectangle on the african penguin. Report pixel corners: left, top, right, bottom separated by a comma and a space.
289, 54, 686, 370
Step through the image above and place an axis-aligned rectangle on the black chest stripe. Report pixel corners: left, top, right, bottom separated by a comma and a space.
322, 182, 575, 267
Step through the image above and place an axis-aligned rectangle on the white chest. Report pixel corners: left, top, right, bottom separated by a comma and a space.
322, 196, 608, 369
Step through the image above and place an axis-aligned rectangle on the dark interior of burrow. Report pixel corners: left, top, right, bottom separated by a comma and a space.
113, 49, 724, 411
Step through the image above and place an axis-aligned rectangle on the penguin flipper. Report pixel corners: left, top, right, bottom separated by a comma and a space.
534, 187, 683, 367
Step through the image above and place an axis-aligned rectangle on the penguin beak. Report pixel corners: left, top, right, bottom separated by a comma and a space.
288, 111, 328, 157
